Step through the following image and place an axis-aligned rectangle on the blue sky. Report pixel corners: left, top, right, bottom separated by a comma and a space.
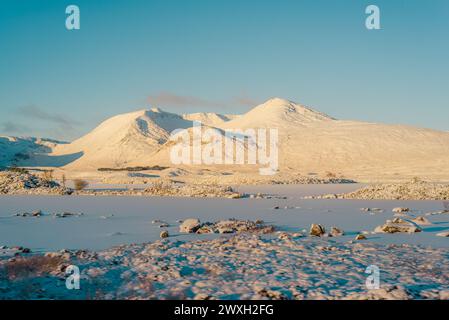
0, 0, 448, 140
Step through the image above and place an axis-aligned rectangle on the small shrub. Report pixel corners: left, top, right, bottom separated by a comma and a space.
325, 171, 337, 178
73, 179, 89, 191
411, 176, 422, 184
42, 170, 54, 182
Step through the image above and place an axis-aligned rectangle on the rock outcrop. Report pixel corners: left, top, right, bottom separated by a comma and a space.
0, 171, 71, 195
179, 219, 201, 233
306, 179, 449, 200
374, 218, 422, 234
179, 219, 274, 235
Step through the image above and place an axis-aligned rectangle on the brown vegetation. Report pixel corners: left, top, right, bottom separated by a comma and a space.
2, 256, 63, 280
73, 179, 89, 191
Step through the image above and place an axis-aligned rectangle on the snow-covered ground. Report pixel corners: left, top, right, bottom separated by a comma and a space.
1, 184, 448, 251
1, 184, 448, 300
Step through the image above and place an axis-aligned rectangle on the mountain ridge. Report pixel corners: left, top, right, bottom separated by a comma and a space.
2, 97, 449, 182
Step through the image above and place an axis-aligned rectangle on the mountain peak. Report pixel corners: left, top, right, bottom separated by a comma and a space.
149, 107, 162, 113
257, 98, 302, 112
222, 98, 334, 129
264, 97, 294, 105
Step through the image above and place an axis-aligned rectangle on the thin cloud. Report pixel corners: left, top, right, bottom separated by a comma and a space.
17, 105, 79, 128
147, 91, 262, 111
232, 94, 260, 107
147, 92, 227, 108
6, 105, 82, 140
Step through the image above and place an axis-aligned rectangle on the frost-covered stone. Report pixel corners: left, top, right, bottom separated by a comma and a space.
179, 219, 201, 233
160, 230, 169, 238
355, 234, 367, 240
310, 224, 325, 237
330, 227, 344, 237
392, 207, 410, 213
374, 218, 422, 234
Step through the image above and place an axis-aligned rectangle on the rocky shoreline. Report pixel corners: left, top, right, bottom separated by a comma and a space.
5, 171, 449, 201
304, 179, 449, 200
0, 172, 247, 198
77, 183, 246, 199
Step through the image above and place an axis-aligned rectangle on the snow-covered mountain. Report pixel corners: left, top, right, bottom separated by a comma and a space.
52, 108, 194, 169
49, 108, 243, 169
2, 98, 449, 181
0, 136, 66, 168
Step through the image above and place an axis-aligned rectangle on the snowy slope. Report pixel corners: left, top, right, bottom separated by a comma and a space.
182, 112, 239, 127
0, 136, 65, 168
